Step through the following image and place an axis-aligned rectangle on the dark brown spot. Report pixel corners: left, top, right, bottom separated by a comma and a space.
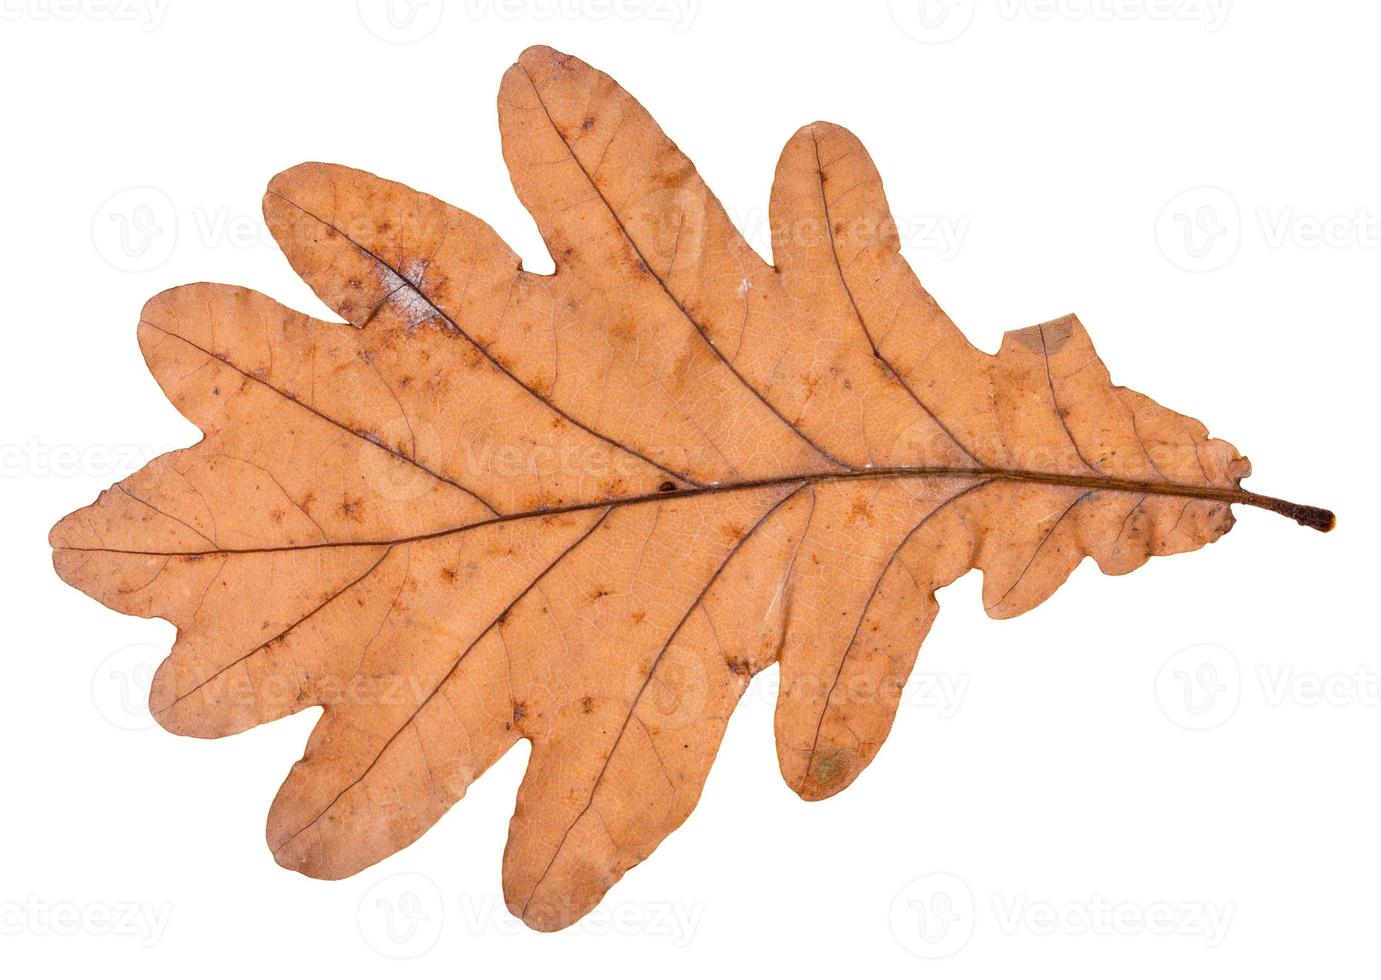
810, 748, 851, 787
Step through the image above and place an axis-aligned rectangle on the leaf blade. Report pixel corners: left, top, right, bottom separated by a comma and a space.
49, 44, 1332, 934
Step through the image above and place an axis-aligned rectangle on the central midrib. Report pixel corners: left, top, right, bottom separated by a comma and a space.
67, 465, 1324, 559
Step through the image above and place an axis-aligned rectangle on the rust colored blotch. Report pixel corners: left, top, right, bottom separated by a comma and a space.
810, 749, 851, 787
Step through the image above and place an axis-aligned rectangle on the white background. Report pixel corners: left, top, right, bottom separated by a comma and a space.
1, 1, 1375, 976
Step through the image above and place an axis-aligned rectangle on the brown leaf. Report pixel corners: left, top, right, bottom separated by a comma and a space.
50, 46, 1333, 932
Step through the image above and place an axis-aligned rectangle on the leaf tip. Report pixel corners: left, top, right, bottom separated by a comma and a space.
516, 43, 574, 77
789, 746, 863, 802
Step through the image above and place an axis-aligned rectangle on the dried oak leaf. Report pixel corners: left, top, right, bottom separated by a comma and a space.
51, 46, 1333, 932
